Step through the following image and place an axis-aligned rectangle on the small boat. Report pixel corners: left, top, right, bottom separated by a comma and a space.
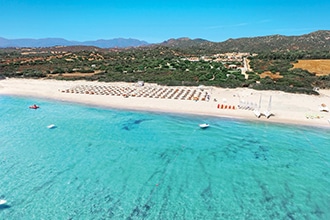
253, 109, 262, 118
0, 200, 7, 205
264, 96, 274, 119
254, 94, 263, 118
47, 124, 56, 129
29, 104, 39, 109
199, 123, 210, 129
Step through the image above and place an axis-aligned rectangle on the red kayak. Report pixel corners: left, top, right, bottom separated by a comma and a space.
29, 104, 39, 109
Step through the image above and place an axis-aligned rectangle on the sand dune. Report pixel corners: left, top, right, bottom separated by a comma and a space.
1, 78, 329, 128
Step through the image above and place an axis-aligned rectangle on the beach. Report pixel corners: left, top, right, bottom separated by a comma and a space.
1, 78, 329, 128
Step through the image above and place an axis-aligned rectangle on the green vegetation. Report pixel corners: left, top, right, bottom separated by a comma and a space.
1, 47, 329, 95
248, 50, 330, 94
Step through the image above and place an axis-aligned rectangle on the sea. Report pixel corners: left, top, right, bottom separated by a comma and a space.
0, 95, 329, 219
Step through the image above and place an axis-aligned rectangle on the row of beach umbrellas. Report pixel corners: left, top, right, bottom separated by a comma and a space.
61, 85, 210, 101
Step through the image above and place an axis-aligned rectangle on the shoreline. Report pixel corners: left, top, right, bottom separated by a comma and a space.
1, 78, 330, 128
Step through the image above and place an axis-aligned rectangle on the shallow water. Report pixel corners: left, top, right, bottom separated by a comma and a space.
0, 96, 329, 219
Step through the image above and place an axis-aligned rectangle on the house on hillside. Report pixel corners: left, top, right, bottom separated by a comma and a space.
228, 64, 237, 69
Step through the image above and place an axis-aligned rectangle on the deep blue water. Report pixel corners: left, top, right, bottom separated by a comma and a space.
0, 95, 329, 219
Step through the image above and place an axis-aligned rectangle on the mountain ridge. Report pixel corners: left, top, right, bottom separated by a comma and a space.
160, 30, 330, 52
1, 30, 329, 51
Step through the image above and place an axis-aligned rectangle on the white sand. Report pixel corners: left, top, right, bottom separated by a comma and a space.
1, 78, 330, 128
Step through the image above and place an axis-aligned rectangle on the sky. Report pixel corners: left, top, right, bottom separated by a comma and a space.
1, 0, 329, 43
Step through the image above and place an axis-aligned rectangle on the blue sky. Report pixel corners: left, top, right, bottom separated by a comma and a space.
1, 0, 329, 43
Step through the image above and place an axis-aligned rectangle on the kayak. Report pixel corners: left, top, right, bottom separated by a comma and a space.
29, 104, 39, 109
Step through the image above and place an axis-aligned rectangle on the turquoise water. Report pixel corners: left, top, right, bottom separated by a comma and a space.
0, 95, 329, 219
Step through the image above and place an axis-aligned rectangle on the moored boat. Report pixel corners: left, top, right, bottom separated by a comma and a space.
199, 123, 210, 129
47, 124, 56, 129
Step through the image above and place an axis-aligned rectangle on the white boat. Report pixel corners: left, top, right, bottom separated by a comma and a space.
254, 94, 263, 118
253, 109, 262, 118
0, 199, 7, 205
264, 95, 274, 119
199, 123, 210, 129
47, 124, 56, 129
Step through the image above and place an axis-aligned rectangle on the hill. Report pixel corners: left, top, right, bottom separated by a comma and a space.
218, 30, 330, 52
160, 30, 330, 53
